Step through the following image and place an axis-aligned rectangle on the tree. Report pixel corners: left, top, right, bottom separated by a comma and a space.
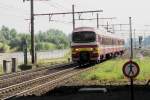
0, 26, 69, 52
35, 42, 57, 51
0, 42, 10, 52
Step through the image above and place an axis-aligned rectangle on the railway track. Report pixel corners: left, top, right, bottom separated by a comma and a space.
0, 63, 93, 100
0, 51, 132, 99
0, 62, 72, 80
0, 62, 75, 88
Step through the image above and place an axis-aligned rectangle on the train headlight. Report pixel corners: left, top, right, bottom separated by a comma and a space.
75, 48, 79, 51
90, 47, 97, 51
90, 48, 94, 51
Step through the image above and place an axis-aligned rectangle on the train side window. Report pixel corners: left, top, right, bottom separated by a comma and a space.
111, 38, 113, 45
107, 38, 110, 45
106, 37, 108, 45
109, 38, 111, 45
120, 41, 121, 45
106, 37, 111, 45
100, 36, 102, 44
122, 40, 124, 45
119, 40, 121, 45
100, 37, 102, 44
115, 40, 117, 45
98, 35, 101, 44
113, 39, 115, 45
117, 40, 119, 45
104, 37, 107, 45
105, 37, 107, 45
102, 37, 104, 45
108, 37, 110, 45
112, 39, 114, 45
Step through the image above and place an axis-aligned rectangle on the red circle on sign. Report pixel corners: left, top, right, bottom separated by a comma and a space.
122, 60, 140, 78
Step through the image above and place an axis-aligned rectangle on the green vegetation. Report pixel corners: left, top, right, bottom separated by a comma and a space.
137, 57, 150, 80
18, 64, 33, 71
79, 57, 150, 81
0, 25, 69, 52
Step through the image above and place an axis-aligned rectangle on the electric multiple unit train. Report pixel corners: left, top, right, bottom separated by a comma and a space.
71, 27, 125, 65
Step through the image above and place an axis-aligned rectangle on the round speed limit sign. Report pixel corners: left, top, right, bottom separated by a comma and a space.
122, 60, 140, 78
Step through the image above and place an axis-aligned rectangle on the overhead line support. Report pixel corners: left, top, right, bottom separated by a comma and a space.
34, 10, 103, 16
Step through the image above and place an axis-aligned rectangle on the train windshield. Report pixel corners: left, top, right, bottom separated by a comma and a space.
72, 31, 96, 43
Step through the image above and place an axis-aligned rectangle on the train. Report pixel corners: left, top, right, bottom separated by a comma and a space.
71, 27, 125, 65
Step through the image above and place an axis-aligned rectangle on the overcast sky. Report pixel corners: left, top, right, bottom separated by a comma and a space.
0, 0, 150, 38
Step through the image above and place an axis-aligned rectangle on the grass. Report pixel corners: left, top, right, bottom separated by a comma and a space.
79, 57, 150, 81
36, 57, 69, 67
136, 57, 150, 80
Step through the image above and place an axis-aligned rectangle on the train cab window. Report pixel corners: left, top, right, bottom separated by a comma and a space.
72, 31, 96, 43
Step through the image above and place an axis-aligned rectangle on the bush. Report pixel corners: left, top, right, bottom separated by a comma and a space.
18, 64, 32, 71
36, 42, 57, 51
0, 42, 10, 52
90, 74, 99, 80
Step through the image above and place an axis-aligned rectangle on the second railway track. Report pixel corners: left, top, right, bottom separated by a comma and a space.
0, 63, 94, 100
0, 62, 74, 80
0, 62, 75, 88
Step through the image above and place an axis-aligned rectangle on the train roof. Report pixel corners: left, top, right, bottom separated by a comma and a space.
73, 27, 95, 33
73, 27, 124, 40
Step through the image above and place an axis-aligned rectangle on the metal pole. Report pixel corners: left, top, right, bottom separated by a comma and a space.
106, 22, 109, 32
3, 60, 7, 73
31, 0, 35, 64
129, 17, 133, 59
12, 58, 16, 72
97, 13, 99, 29
24, 40, 28, 65
72, 5, 75, 30
133, 29, 136, 49
129, 17, 134, 100
112, 24, 115, 33
35, 51, 37, 64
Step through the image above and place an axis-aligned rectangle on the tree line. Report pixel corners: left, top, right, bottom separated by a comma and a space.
0, 26, 69, 53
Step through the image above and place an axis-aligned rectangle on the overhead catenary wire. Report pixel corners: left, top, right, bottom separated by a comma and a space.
50, 20, 72, 24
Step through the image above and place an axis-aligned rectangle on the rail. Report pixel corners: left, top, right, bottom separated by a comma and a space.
0, 62, 75, 88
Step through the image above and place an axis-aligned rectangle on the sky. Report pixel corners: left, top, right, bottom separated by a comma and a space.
0, 0, 150, 38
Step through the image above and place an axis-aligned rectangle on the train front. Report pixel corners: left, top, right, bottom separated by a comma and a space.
71, 27, 99, 65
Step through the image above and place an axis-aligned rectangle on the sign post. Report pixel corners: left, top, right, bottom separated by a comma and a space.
122, 60, 140, 100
